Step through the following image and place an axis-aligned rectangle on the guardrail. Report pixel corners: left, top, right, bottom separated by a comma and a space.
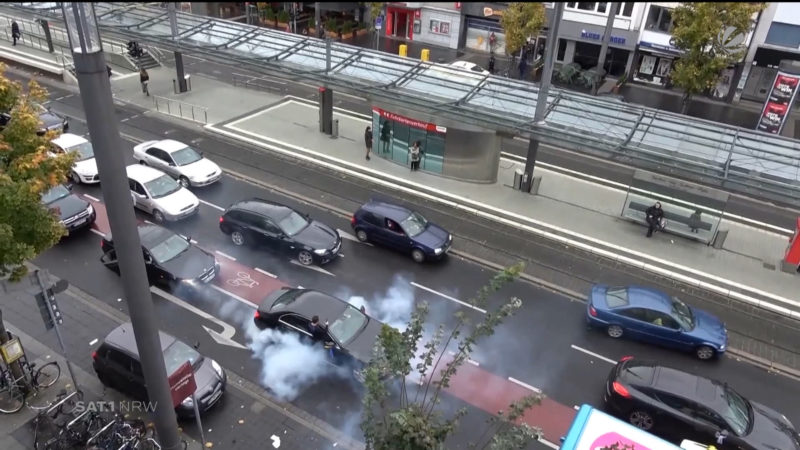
153, 95, 208, 124
231, 73, 280, 92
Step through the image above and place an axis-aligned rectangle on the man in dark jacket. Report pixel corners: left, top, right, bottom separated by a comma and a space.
364, 126, 372, 160
11, 21, 20, 46
645, 202, 664, 238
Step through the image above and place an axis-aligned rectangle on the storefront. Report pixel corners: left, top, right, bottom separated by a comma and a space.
460, 2, 507, 54
385, 4, 419, 40
634, 31, 682, 86
557, 20, 638, 77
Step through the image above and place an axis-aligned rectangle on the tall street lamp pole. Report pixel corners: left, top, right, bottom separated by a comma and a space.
61, 4, 182, 449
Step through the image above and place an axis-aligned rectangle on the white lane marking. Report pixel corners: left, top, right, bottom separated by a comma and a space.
289, 260, 335, 277
539, 438, 559, 450
570, 345, 616, 365
90, 229, 106, 237
84, 194, 100, 202
508, 377, 542, 394
89, 338, 98, 346
190, 239, 198, 244
209, 284, 257, 308
200, 199, 225, 211
215, 250, 237, 261
337, 228, 373, 246
410, 282, 487, 314
144, 220, 154, 225
297, 285, 304, 289
121, 117, 130, 122
466, 359, 479, 367
208, 123, 800, 319
255, 267, 277, 278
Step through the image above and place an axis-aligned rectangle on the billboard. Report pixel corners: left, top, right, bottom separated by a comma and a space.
757, 71, 800, 135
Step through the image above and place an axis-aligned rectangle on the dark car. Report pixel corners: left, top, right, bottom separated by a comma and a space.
0, 103, 69, 136
92, 322, 226, 418
41, 184, 96, 236
605, 357, 800, 449
586, 284, 727, 360
100, 223, 219, 288
351, 200, 452, 263
254, 287, 384, 382
219, 198, 341, 266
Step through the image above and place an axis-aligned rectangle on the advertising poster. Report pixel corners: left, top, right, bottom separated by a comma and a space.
757, 71, 800, 134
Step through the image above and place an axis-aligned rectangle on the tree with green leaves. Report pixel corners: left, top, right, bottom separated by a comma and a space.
361, 263, 543, 449
670, 2, 765, 114
366, 2, 385, 30
500, 3, 546, 57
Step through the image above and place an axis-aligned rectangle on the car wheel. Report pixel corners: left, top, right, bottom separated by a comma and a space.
411, 248, 426, 263
179, 176, 190, 188
298, 250, 314, 266
696, 346, 715, 361
628, 410, 654, 430
70, 171, 81, 184
607, 325, 624, 339
139, 159, 147, 165
355, 229, 368, 242
152, 210, 165, 223
231, 230, 245, 246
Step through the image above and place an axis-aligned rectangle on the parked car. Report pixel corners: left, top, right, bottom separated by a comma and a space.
449, 60, 490, 75
586, 284, 727, 360
93, 322, 226, 418
51, 133, 99, 184
41, 184, 96, 237
604, 357, 800, 449
133, 139, 222, 188
254, 287, 384, 382
126, 164, 199, 222
0, 102, 69, 136
219, 198, 341, 266
100, 223, 219, 287
351, 200, 452, 263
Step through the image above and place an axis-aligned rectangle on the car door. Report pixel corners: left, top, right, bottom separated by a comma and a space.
145, 148, 174, 175
652, 391, 699, 431
105, 349, 138, 397
277, 313, 313, 342
688, 403, 731, 446
382, 218, 411, 251
613, 307, 650, 340
640, 310, 685, 349
142, 249, 162, 285
128, 359, 149, 401
260, 217, 295, 254
129, 178, 152, 213
236, 211, 271, 247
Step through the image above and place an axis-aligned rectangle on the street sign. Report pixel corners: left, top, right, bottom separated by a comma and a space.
483, 7, 493, 17
168, 361, 197, 408
375, 15, 383, 30
0, 338, 24, 364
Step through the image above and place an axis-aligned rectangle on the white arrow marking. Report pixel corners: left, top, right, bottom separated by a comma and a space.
337, 228, 373, 246
289, 260, 335, 277
270, 435, 281, 448
151, 287, 247, 350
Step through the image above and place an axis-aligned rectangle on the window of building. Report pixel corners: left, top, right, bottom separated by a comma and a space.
557, 38, 567, 62
645, 5, 673, 33
577, 2, 596, 11
615, 2, 634, 18
568, 2, 631, 16
573, 41, 601, 70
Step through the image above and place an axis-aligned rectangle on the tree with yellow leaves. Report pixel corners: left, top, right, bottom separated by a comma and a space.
0, 63, 75, 281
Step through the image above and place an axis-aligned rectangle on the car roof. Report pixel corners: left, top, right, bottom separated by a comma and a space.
126, 163, 167, 183
627, 361, 730, 413
229, 198, 294, 220
274, 289, 348, 321
104, 223, 174, 248
360, 200, 412, 222
102, 322, 177, 358
626, 285, 671, 313
152, 139, 190, 153
51, 133, 88, 148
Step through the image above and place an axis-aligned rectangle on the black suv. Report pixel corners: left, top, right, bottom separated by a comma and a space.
92, 323, 226, 418
219, 198, 341, 265
41, 184, 96, 237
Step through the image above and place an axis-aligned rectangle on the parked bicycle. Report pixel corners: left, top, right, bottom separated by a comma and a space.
32, 390, 84, 450
0, 359, 62, 414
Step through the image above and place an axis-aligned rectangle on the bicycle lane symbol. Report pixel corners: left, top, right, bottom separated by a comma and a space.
226, 271, 260, 288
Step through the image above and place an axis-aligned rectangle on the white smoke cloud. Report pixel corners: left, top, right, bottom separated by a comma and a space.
345, 274, 416, 331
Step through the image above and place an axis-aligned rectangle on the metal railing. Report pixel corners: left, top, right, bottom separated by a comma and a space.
153, 95, 208, 124
232, 73, 280, 92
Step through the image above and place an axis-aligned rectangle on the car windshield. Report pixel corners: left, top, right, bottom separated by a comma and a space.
163, 340, 203, 375
400, 211, 428, 237
149, 234, 190, 264
145, 174, 181, 199
720, 387, 751, 435
67, 141, 94, 161
278, 211, 310, 237
605, 287, 629, 307
670, 297, 695, 330
171, 146, 203, 166
41, 185, 70, 204
328, 305, 368, 345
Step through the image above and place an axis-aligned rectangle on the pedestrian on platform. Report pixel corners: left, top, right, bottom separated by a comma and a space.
364, 126, 373, 160
380, 120, 391, 154
11, 20, 20, 46
139, 67, 150, 96
409, 140, 422, 171
106, 65, 112, 78
645, 201, 665, 238
688, 209, 703, 233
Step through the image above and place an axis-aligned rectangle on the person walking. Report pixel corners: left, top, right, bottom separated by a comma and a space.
645, 201, 665, 238
106, 65, 112, 78
409, 140, 422, 171
139, 67, 150, 96
518, 53, 528, 80
364, 126, 373, 160
11, 20, 20, 46
487, 54, 496, 74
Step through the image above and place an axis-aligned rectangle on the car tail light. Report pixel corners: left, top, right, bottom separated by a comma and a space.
254, 310, 261, 320
350, 215, 356, 225
620, 355, 634, 362
589, 306, 598, 317
219, 216, 224, 223
612, 381, 631, 398
91, 351, 98, 360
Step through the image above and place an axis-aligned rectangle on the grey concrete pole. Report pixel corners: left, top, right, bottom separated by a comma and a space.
521, 2, 564, 193
63, 4, 182, 449
592, 2, 618, 95
315, 2, 322, 38
168, 2, 188, 93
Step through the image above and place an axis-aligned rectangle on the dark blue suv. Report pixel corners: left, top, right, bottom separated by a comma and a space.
351, 200, 452, 263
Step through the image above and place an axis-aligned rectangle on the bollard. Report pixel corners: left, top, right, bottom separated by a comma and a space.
399, 44, 407, 57
421, 48, 430, 62
184, 74, 192, 91
513, 169, 523, 190
331, 119, 339, 139
172, 79, 178, 94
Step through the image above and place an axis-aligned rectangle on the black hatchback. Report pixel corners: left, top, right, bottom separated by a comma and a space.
92, 323, 226, 418
605, 357, 800, 449
219, 198, 341, 266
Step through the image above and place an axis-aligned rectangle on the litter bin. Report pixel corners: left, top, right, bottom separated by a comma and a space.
331, 119, 339, 139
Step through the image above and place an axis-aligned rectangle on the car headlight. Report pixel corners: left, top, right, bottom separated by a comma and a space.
182, 278, 197, 285
434, 247, 443, 255
211, 360, 224, 378
314, 248, 328, 255
86, 204, 94, 215
181, 396, 193, 407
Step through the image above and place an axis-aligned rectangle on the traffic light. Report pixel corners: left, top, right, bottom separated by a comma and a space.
34, 288, 62, 330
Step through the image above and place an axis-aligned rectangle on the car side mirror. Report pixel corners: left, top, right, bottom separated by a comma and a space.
66, 183, 73, 191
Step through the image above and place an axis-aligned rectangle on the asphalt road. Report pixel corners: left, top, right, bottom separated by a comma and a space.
28, 111, 800, 448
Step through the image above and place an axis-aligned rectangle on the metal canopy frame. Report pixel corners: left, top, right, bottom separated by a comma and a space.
11, 2, 800, 205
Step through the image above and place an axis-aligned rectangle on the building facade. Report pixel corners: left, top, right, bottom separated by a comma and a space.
380, 2, 464, 49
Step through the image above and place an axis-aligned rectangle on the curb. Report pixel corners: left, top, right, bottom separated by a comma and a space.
725, 348, 800, 381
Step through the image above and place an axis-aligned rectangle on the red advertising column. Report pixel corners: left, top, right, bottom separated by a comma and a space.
784, 218, 800, 268
757, 60, 800, 135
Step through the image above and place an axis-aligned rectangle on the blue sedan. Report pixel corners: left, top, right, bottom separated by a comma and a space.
586, 285, 727, 360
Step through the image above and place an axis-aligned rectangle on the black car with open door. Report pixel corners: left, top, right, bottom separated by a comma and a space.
100, 223, 219, 289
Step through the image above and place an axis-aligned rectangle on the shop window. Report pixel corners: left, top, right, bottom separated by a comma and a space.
573, 41, 601, 70
390, 122, 410, 165
604, 48, 630, 77
557, 39, 567, 62
597, 3, 608, 13
646, 5, 673, 33
615, 2, 634, 18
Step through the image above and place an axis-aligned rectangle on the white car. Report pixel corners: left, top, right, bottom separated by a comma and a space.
133, 139, 222, 188
51, 133, 99, 184
126, 164, 199, 223
449, 60, 490, 75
